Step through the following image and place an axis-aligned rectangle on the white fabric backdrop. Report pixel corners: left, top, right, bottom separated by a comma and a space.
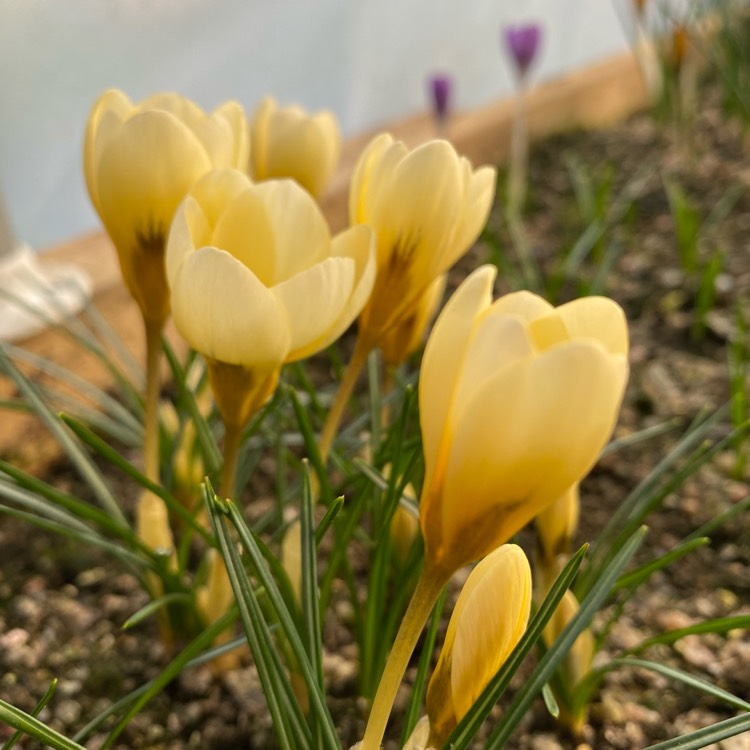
0, 0, 637, 249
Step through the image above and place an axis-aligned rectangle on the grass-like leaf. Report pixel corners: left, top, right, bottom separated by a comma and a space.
0, 346, 126, 525
2, 679, 58, 750
0, 696, 86, 750
121, 593, 194, 630
643, 712, 750, 749
623, 615, 750, 656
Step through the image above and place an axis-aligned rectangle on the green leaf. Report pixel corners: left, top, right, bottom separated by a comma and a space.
542, 683, 560, 719
0, 347, 127, 525
482, 528, 646, 749
315, 495, 345, 546
444, 544, 589, 750
624, 615, 750, 656
2, 679, 58, 750
0, 697, 86, 750
603, 658, 750, 712
643, 712, 750, 750
206, 485, 315, 750
121, 593, 194, 630
613, 537, 709, 592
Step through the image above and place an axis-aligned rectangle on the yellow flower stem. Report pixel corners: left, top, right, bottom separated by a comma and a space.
360, 561, 447, 750
142, 317, 164, 485
318, 332, 373, 465
220, 420, 244, 500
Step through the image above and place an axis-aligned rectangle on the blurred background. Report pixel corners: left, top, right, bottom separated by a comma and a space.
0, 0, 635, 250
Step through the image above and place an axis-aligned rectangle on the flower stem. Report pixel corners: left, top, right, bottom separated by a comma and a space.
220, 420, 244, 500
318, 333, 373, 464
142, 317, 164, 485
360, 562, 447, 750
508, 80, 529, 220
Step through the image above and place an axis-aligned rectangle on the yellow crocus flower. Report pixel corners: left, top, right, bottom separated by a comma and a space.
250, 96, 341, 199
165, 168, 375, 430
350, 134, 496, 349
419, 264, 629, 578
84, 89, 248, 325
425, 544, 531, 746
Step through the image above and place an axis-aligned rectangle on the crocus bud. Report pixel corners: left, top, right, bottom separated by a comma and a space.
426, 544, 532, 745
166, 169, 375, 429
503, 23, 543, 81
403, 716, 433, 750
419, 265, 628, 577
250, 96, 341, 199
535, 483, 580, 563
281, 519, 302, 606
84, 89, 248, 326
428, 74, 452, 126
350, 135, 495, 351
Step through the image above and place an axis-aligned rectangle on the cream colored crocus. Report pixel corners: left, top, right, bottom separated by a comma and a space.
250, 96, 341, 199
535, 483, 580, 564
419, 264, 629, 579
351, 134, 495, 348
426, 544, 531, 746
84, 89, 249, 326
166, 168, 376, 435
360, 265, 628, 750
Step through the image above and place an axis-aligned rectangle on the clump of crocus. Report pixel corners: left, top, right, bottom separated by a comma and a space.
249, 96, 341, 200
359, 264, 629, 750
501, 23, 543, 218
84, 89, 248, 560
425, 544, 532, 746
318, 136, 496, 460
427, 74, 453, 133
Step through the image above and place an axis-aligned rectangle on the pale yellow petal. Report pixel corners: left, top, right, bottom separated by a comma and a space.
556, 296, 629, 355
441, 341, 628, 561
375, 140, 462, 278
254, 180, 332, 280
95, 110, 212, 255
452, 312, 534, 419
271, 256, 356, 360
441, 163, 497, 272
211, 186, 277, 285
189, 168, 254, 228
165, 196, 210, 286
211, 100, 250, 169
349, 133, 406, 229
249, 96, 276, 178
171, 246, 290, 367
83, 88, 133, 213
489, 290, 555, 321
451, 544, 532, 718
419, 266, 496, 492
403, 716, 432, 750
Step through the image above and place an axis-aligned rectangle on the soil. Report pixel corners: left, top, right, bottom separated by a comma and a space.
1, 77, 750, 749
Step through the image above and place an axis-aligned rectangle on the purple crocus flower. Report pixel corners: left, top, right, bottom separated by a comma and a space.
428, 73, 452, 124
503, 23, 542, 80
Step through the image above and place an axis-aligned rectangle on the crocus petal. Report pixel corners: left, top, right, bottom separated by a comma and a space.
489, 289, 555, 321
83, 89, 133, 212
189, 167, 253, 227
441, 341, 627, 564
271, 256, 356, 359
95, 110, 212, 255
450, 545, 531, 718
249, 96, 274, 178
165, 196, 210, 285
254, 180, 332, 281
211, 100, 251, 168
210, 187, 278, 286
171, 246, 290, 367
420, 266, 496, 492
556, 296, 629, 355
